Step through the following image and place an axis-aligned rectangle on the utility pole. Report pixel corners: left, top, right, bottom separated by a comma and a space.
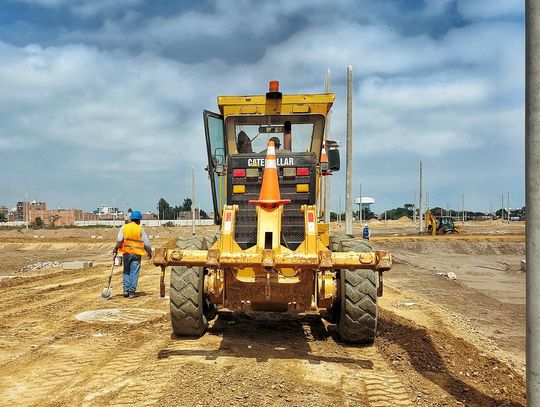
507, 191, 511, 223
501, 193, 505, 221
359, 182, 363, 224
526, 1, 540, 402
345, 65, 353, 235
462, 193, 465, 225
413, 190, 417, 223
324, 69, 332, 224
419, 160, 423, 233
338, 195, 342, 224
192, 166, 196, 235
25, 192, 28, 229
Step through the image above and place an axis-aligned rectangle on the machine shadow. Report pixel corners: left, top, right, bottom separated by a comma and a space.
378, 310, 524, 407
158, 312, 373, 368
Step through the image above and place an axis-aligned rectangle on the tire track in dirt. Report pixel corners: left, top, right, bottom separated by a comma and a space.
0, 227, 527, 406
50, 333, 171, 406
0, 262, 169, 404
359, 351, 412, 407
0, 339, 114, 406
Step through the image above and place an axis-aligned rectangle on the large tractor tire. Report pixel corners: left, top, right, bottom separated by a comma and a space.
331, 235, 378, 344
170, 235, 211, 337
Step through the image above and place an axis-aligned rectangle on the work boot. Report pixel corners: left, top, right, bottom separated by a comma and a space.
123, 291, 129, 298
129, 291, 136, 299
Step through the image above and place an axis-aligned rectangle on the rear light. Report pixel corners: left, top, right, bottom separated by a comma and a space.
296, 184, 309, 193
233, 185, 246, 194
282, 167, 296, 177
246, 168, 259, 178
232, 168, 246, 178
296, 167, 310, 176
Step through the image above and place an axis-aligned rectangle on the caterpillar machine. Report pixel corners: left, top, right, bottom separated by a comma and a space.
153, 81, 392, 343
425, 209, 462, 235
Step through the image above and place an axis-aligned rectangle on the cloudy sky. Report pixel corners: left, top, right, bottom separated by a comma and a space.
0, 0, 524, 214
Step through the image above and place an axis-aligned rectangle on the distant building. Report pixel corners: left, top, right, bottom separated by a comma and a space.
0, 205, 8, 221
142, 212, 157, 220
28, 207, 97, 227
16, 200, 46, 221
95, 204, 119, 216
176, 209, 201, 220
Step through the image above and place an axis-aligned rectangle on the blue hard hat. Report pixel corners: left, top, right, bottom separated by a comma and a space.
131, 210, 142, 220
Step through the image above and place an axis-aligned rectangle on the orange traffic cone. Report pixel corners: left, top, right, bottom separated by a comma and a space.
249, 140, 291, 209
320, 146, 331, 175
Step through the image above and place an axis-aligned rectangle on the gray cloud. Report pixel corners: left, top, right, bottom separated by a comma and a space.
0, 1, 525, 214
10, 0, 143, 17
457, 0, 523, 20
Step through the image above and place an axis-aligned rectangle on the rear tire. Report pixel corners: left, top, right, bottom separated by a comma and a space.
338, 268, 377, 344
170, 235, 210, 337
332, 236, 377, 344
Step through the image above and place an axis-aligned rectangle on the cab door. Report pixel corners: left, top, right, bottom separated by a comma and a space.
203, 110, 227, 224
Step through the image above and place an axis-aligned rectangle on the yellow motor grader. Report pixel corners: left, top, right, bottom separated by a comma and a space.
153, 81, 392, 343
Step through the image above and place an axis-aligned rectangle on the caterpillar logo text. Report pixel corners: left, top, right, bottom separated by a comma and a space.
247, 157, 294, 167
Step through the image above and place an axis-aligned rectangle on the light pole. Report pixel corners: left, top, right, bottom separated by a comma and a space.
345, 65, 353, 235
526, 1, 540, 402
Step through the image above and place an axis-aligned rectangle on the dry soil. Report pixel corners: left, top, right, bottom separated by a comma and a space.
0, 222, 526, 406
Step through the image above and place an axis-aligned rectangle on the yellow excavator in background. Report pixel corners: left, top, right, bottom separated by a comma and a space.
425, 209, 462, 235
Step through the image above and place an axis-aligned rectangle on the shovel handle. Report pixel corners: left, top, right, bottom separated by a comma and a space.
107, 256, 116, 285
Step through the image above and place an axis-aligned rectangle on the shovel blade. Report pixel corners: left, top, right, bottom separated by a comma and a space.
101, 287, 112, 299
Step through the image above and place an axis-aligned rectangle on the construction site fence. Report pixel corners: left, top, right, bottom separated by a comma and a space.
0, 220, 215, 228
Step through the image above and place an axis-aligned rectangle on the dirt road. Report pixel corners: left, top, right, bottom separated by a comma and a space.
0, 225, 526, 406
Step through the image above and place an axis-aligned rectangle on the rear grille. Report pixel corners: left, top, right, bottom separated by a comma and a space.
229, 154, 316, 250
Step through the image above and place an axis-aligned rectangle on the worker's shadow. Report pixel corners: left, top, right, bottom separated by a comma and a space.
378, 309, 524, 407
157, 312, 373, 368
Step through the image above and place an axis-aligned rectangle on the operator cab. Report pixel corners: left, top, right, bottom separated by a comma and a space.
204, 82, 339, 249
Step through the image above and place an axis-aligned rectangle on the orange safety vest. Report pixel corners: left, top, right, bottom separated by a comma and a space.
120, 222, 146, 256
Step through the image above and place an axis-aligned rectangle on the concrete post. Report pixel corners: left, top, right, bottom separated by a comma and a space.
526, 1, 540, 403
338, 195, 342, 224
359, 182, 362, 224
419, 160, 423, 233
345, 66, 353, 235
508, 191, 511, 223
192, 166, 196, 235
413, 190, 417, 224
502, 193, 504, 221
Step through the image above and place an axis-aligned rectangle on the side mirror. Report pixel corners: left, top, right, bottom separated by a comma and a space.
328, 148, 340, 171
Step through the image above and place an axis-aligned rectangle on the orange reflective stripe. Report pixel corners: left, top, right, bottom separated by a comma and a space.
125, 237, 144, 243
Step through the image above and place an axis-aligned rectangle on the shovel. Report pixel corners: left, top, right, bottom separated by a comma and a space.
101, 256, 117, 300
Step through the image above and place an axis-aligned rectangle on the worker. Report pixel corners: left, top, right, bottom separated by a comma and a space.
269, 136, 281, 149
283, 120, 292, 151
260, 136, 282, 153
237, 130, 252, 153
114, 210, 152, 298
362, 223, 371, 241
